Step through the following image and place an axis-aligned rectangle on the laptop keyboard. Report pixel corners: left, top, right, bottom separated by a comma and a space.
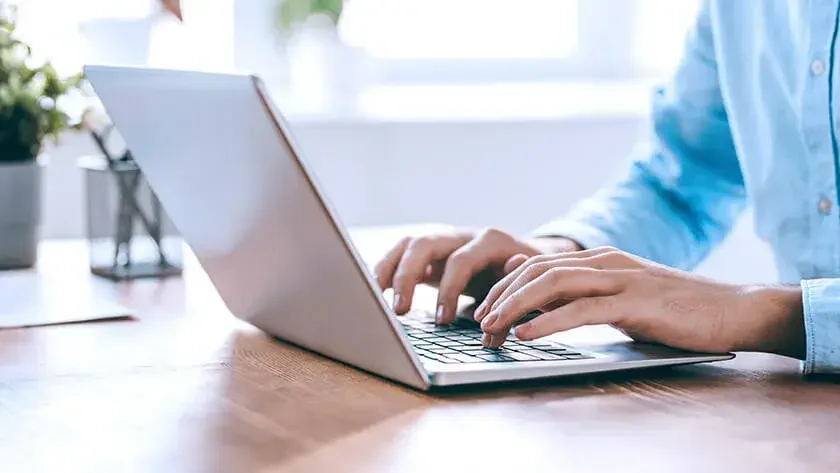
400, 316, 592, 364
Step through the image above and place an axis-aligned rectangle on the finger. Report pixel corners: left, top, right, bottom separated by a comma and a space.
421, 261, 445, 284
514, 297, 618, 340
503, 253, 529, 274
392, 237, 462, 314
436, 232, 517, 324
477, 254, 598, 322
488, 258, 598, 316
476, 247, 629, 321
481, 268, 626, 334
474, 253, 553, 320
482, 332, 507, 349
373, 237, 411, 290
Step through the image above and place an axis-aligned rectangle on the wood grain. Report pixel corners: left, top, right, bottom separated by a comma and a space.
1, 230, 839, 473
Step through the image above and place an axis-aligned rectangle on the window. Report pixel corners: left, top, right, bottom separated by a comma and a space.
339, 0, 578, 60
338, 0, 700, 85
9, 0, 233, 76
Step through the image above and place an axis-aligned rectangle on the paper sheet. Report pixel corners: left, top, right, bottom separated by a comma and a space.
0, 271, 134, 329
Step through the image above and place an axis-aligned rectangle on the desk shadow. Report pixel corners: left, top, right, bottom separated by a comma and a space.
429, 357, 840, 400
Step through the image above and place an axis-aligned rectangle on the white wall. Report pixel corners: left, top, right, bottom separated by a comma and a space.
41, 113, 776, 284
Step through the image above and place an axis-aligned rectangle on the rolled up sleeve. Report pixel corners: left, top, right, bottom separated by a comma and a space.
801, 279, 840, 375
533, 0, 745, 271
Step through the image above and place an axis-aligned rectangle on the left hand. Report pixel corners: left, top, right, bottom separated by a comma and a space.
472, 246, 806, 358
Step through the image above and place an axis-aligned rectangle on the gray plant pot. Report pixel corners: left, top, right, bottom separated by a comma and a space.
0, 158, 42, 270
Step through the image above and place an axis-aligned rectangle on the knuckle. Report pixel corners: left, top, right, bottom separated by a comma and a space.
392, 267, 418, 285
522, 262, 551, 281
497, 300, 520, 320
601, 249, 627, 260
596, 249, 636, 267
593, 250, 622, 264
406, 236, 432, 252
391, 269, 408, 285
446, 249, 472, 267
397, 236, 413, 248
372, 264, 387, 280
477, 226, 508, 241
545, 266, 569, 283
522, 254, 549, 268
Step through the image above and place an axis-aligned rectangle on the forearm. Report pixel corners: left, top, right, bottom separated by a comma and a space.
533, 162, 744, 270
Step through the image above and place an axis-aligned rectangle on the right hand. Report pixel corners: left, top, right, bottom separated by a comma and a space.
372, 227, 581, 324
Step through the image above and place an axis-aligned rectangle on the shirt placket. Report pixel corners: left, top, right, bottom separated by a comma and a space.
803, 1, 840, 277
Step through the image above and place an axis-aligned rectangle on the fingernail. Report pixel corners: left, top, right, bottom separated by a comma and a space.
435, 304, 445, 324
481, 312, 499, 331
481, 333, 492, 347
392, 293, 402, 310
514, 323, 532, 339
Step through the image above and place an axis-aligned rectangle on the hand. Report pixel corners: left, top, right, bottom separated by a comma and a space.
473, 246, 806, 358
373, 228, 581, 324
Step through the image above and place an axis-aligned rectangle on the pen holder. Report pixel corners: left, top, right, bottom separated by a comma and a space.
79, 154, 183, 281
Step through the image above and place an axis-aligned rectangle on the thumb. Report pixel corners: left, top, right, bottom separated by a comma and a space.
503, 253, 529, 274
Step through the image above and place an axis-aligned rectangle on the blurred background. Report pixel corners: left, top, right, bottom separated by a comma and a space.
9, 0, 775, 282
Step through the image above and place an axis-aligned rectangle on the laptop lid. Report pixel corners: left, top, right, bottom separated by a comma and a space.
84, 65, 430, 389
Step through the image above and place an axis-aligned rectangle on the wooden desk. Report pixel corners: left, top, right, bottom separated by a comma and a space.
2, 228, 839, 473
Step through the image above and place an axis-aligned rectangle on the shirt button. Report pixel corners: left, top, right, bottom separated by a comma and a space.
818, 198, 833, 215
811, 59, 826, 76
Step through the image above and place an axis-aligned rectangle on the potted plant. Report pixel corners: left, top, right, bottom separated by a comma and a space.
0, 10, 85, 269
277, 0, 342, 29
274, 0, 368, 111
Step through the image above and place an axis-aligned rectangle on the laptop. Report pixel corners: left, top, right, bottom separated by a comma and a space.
84, 65, 734, 390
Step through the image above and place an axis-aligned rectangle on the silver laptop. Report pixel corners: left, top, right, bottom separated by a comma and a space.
84, 65, 734, 390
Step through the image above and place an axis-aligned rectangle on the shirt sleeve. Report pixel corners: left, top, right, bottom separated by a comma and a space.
801, 279, 840, 375
533, 0, 746, 271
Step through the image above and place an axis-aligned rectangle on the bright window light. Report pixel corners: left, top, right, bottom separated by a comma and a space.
633, 0, 701, 73
338, 0, 579, 59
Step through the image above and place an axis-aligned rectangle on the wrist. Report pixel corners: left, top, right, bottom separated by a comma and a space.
734, 285, 805, 359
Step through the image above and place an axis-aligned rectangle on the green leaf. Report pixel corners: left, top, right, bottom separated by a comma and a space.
279, 0, 312, 30
314, 0, 342, 21
277, 0, 342, 31
0, 10, 85, 162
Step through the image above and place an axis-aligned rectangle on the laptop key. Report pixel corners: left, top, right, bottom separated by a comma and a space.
507, 352, 539, 361
563, 354, 591, 360
420, 354, 459, 364
476, 354, 516, 362
428, 347, 457, 354
523, 342, 562, 349
436, 357, 461, 364
448, 353, 483, 363
462, 348, 492, 355
521, 350, 563, 360
532, 352, 567, 361
545, 348, 571, 354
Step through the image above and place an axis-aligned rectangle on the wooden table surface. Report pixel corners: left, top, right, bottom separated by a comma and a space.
2, 227, 839, 473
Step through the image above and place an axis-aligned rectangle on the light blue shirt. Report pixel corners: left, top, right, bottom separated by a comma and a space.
534, 0, 840, 374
